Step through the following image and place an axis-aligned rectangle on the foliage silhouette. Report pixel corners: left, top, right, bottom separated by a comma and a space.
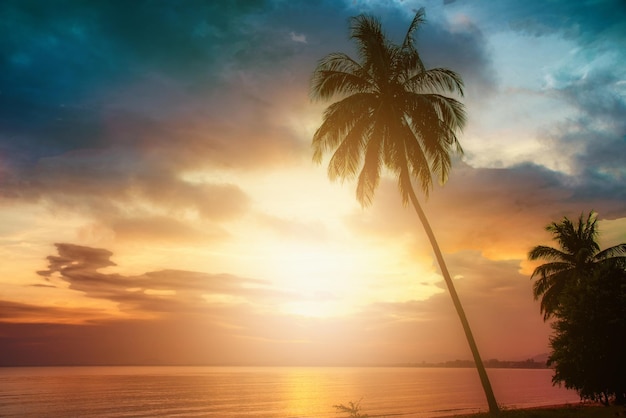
548, 262, 626, 405
530, 211, 626, 405
310, 8, 499, 415
528, 211, 626, 319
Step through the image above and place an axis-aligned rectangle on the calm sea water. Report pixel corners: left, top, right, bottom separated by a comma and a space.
0, 367, 580, 417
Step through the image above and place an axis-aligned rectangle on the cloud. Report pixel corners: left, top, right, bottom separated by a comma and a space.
0, 239, 554, 366
0, 263, 551, 366
543, 71, 626, 200
0, 0, 501, 252
0, 318, 255, 366
449, 0, 626, 44
444, 0, 625, 182
0, 0, 311, 237
419, 13, 497, 101
339, 249, 552, 362
106, 216, 225, 243
256, 213, 329, 242
36, 243, 288, 315
0, 300, 109, 324
0, 145, 250, 243
290, 31, 307, 43
506, 0, 626, 44
346, 160, 626, 262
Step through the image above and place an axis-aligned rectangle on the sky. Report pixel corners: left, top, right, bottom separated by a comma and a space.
0, 0, 625, 367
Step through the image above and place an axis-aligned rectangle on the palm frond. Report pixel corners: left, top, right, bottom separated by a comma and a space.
311, 70, 371, 101
350, 14, 391, 88
314, 52, 361, 73
391, 119, 426, 205
312, 93, 374, 163
390, 9, 427, 83
580, 211, 598, 241
403, 122, 434, 196
397, 165, 414, 206
401, 95, 462, 188
547, 214, 601, 257
310, 53, 371, 101
528, 245, 570, 262
534, 274, 568, 320
327, 115, 371, 181
405, 68, 464, 97
427, 131, 453, 185
355, 116, 385, 206
403, 94, 465, 150
594, 243, 626, 261
401, 8, 426, 50
530, 262, 572, 281
426, 94, 467, 132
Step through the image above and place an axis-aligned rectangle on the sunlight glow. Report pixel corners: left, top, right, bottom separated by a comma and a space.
262, 241, 363, 317
283, 300, 343, 318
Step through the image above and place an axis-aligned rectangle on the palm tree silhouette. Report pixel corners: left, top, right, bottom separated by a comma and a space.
529, 211, 626, 320
310, 9, 499, 415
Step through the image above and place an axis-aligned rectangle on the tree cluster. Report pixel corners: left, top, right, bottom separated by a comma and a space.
529, 212, 626, 405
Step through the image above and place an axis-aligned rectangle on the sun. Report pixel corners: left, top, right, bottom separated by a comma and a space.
248, 233, 385, 318
268, 241, 362, 318
246, 226, 444, 319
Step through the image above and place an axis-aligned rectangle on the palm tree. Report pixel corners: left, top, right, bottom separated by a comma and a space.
529, 211, 626, 320
310, 9, 499, 415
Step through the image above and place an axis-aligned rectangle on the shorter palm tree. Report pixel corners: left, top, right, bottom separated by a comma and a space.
528, 211, 626, 320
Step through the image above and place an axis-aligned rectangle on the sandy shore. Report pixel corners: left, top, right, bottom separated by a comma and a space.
441, 402, 606, 417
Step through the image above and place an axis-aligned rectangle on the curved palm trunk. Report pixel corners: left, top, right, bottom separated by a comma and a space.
407, 186, 500, 415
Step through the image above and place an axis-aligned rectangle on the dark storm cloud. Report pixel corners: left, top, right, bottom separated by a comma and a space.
0, 0, 495, 211
418, 15, 496, 100
0, 0, 302, 164
0, 144, 251, 241
517, 1, 625, 46
484, 0, 626, 211
0, 0, 324, 235
542, 71, 626, 205
453, 1, 626, 180
0, 0, 296, 161
460, 0, 626, 43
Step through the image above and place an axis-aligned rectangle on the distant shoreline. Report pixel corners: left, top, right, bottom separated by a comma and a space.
0, 359, 548, 369
386, 358, 548, 369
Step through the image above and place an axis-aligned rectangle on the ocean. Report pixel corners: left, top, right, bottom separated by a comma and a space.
0, 366, 580, 417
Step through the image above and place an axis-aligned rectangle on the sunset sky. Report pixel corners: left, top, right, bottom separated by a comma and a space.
1, 0, 625, 366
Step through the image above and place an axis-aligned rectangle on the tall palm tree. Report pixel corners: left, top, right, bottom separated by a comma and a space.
529, 211, 626, 320
310, 9, 499, 415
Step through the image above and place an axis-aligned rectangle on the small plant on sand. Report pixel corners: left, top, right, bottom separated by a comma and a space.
333, 399, 369, 417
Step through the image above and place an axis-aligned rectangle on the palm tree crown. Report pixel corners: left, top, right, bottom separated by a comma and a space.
529, 211, 626, 320
310, 9, 465, 205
